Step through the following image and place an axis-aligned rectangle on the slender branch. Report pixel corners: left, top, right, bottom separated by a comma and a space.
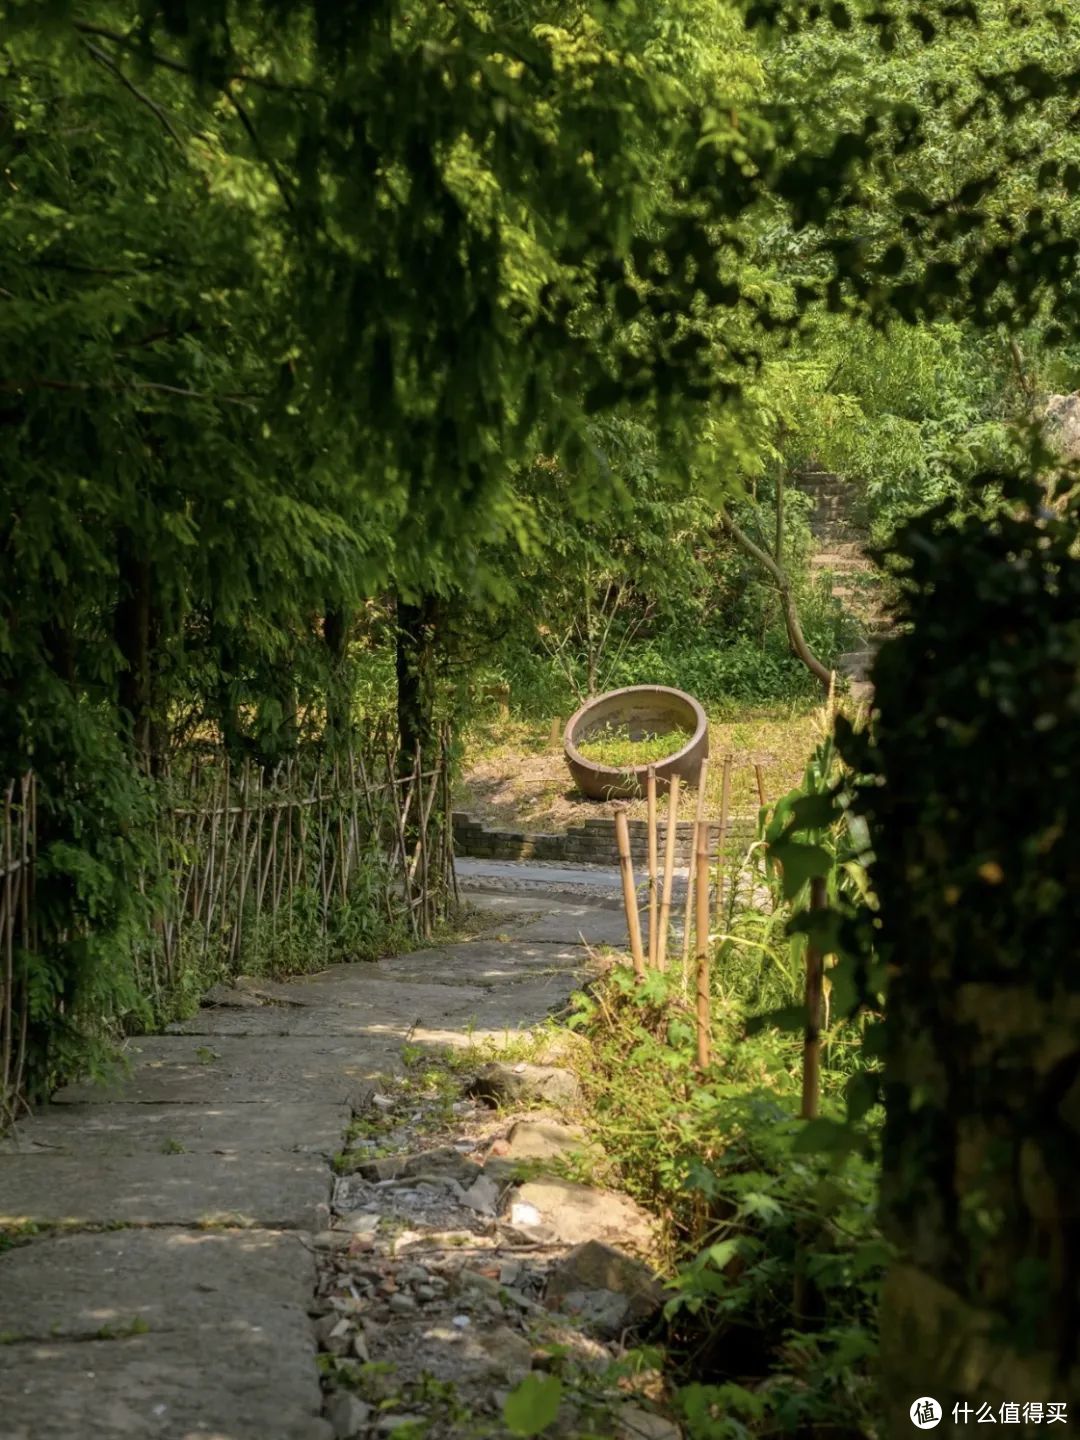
0, 378, 256, 407
720, 508, 831, 691
72, 22, 325, 96
224, 84, 297, 214
81, 39, 186, 148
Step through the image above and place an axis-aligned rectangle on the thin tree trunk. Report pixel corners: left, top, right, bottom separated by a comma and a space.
720, 509, 831, 692
324, 605, 353, 744
395, 593, 438, 780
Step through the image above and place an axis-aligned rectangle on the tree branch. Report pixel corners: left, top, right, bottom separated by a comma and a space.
0, 378, 256, 407
720, 508, 832, 691
72, 22, 325, 96
81, 39, 186, 149
224, 84, 297, 214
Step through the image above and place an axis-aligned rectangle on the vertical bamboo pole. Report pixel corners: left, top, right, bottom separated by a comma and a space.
286, 759, 295, 928
656, 775, 680, 972
754, 762, 767, 810
713, 752, 733, 928
315, 764, 328, 951
2, 781, 14, 1123
695, 817, 712, 1071
415, 753, 430, 939
801, 875, 828, 1120
613, 809, 646, 980
220, 755, 231, 970
443, 736, 459, 910
681, 757, 709, 980
335, 757, 348, 907
233, 762, 250, 965
251, 767, 265, 965
646, 765, 658, 969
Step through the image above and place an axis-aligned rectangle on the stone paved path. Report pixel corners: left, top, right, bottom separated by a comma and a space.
0, 864, 649, 1440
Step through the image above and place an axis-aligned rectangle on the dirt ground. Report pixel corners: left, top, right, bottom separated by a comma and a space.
455, 702, 836, 830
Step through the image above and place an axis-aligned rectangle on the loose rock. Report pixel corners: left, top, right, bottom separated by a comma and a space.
466, 1062, 582, 1110
461, 1175, 501, 1215
546, 1240, 665, 1326
615, 1406, 683, 1440
325, 1392, 373, 1439
514, 1180, 658, 1254
502, 1118, 590, 1164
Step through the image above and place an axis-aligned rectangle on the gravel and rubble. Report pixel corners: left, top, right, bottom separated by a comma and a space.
312, 1071, 677, 1439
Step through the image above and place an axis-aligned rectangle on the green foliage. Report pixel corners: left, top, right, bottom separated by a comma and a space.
836, 470, 1080, 1376
561, 709, 891, 1435
503, 1374, 563, 1436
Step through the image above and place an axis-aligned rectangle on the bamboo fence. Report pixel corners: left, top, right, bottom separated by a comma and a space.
147, 733, 456, 994
1, 734, 455, 1127
0, 774, 35, 1130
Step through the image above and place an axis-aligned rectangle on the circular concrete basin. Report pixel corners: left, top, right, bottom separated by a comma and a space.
563, 685, 709, 800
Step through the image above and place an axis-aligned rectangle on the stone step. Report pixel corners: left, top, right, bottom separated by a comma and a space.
811, 555, 873, 572
813, 523, 864, 541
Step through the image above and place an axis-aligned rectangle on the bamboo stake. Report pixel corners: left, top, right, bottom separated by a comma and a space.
443, 736, 460, 910
613, 809, 646, 980
646, 765, 658, 968
801, 875, 828, 1120
695, 817, 712, 1071
220, 755, 231, 965
335, 757, 348, 907
232, 762, 251, 964
754, 762, 767, 810
356, 745, 395, 926
713, 752, 733, 928
387, 751, 420, 941
2, 781, 14, 1123
657, 774, 680, 972
286, 759, 295, 925
681, 757, 710, 981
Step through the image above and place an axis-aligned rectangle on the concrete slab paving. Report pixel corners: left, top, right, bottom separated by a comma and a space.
377, 938, 587, 986
168, 974, 493, 1037
0, 1150, 331, 1228
0, 1227, 316, 1339
53, 1033, 404, 1105
0, 1325, 331, 1440
456, 855, 626, 897
509, 904, 632, 948
0, 876, 605, 1440
0, 1099, 348, 1157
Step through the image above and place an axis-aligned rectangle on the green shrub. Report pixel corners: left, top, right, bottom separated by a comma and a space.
837, 473, 1080, 1410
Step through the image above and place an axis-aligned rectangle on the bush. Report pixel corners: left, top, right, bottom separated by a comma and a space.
838, 473, 1080, 1415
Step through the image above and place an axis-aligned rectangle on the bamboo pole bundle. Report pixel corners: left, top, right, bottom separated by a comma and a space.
695, 817, 712, 1071
657, 774, 680, 972
646, 766, 658, 968
614, 808, 646, 980
681, 757, 709, 981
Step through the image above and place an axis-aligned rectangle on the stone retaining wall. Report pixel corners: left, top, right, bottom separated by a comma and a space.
453, 811, 759, 866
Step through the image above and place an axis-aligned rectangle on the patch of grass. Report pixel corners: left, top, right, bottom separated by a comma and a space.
95, 1316, 150, 1340
576, 725, 687, 766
